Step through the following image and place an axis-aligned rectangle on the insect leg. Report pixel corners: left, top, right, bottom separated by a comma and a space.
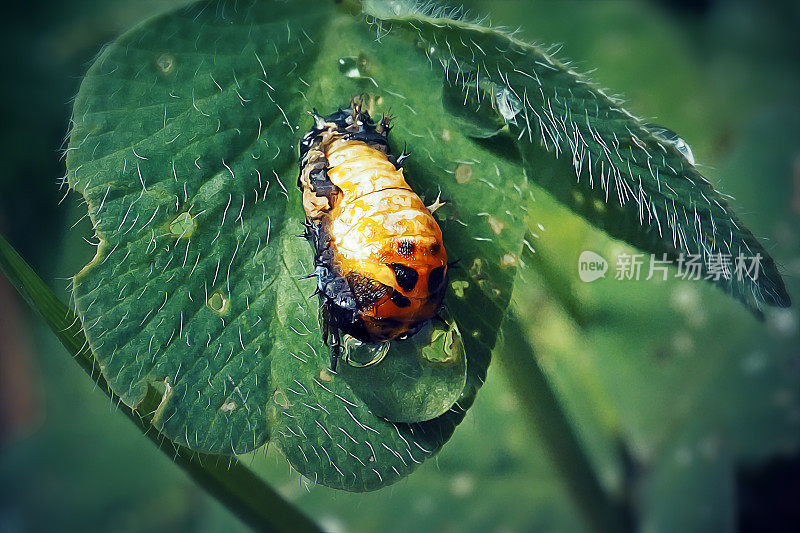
329, 326, 341, 371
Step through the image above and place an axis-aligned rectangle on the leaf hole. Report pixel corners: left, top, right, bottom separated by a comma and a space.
451, 280, 469, 298
219, 401, 237, 413
272, 389, 290, 409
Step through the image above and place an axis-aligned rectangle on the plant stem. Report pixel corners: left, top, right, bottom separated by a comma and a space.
0, 232, 321, 533
497, 314, 633, 533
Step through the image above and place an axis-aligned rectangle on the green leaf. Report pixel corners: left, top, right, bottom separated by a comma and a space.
497, 312, 632, 533
66, 0, 526, 491
363, 0, 790, 314
338, 311, 467, 424
0, 232, 321, 533
507, 107, 800, 531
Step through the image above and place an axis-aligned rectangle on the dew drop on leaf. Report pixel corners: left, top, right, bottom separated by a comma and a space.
338, 56, 362, 78
494, 86, 522, 122
338, 317, 467, 423
341, 336, 391, 367
647, 124, 696, 165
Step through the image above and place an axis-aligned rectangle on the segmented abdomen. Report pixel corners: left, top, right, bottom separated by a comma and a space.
325, 138, 446, 335
297, 101, 448, 346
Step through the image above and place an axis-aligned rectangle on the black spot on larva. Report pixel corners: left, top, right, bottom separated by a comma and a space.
346, 272, 390, 308
428, 266, 446, 293
430, 243, 441, 255
388, 263, 418, 292
397, 240, 415, 257
390, 291, 411, 308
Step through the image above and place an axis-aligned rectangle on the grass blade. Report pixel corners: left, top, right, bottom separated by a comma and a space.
498, 313, 633, 533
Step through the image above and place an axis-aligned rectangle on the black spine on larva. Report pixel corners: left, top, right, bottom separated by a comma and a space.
298, 104, 390, 162
297, 100, 398, 366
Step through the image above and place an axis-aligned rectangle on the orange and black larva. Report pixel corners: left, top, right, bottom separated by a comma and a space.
297, 98, 448, 370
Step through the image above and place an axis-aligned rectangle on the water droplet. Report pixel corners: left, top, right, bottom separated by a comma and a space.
169, 211, 196, 239
337, 54, 370, 79
417, 321, 461, 364
207, 291, 229, 314
647, 124, 695, 165
338, 57, 360, 78
341, 336, 390, 367
373, 0, 405, 17
494, 86, 522, 122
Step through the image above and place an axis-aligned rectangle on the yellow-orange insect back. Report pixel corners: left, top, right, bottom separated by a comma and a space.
298, 97, 448, 370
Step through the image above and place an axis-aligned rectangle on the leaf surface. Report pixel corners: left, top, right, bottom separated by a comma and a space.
363, 0, 790, 313
66, 0, 526, 490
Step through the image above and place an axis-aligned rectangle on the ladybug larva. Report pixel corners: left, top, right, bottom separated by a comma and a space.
297, 96, 448, 370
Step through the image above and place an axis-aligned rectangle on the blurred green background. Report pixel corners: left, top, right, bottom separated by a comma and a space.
0, 0, 798, 531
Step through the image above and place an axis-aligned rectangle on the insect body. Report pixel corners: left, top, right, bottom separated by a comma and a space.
298, 98, 447, 370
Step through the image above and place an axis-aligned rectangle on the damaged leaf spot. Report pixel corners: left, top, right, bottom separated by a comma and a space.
169, 211, 196, 239
207, 291, 229, 314
156, 53, 176, 74
454, 163, 472, 184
